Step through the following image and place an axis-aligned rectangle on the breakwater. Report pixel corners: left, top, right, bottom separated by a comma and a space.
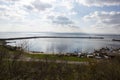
0, 36, 104, 40
112, 39, 120, 42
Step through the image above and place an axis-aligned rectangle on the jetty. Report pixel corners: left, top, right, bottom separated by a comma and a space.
112, 39, 120, 42
0, 36, 104, 40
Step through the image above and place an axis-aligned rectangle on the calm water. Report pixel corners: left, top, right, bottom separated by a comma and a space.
0, 32, 120, 53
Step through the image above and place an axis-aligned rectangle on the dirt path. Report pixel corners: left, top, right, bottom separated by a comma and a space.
16, 57, 89, 65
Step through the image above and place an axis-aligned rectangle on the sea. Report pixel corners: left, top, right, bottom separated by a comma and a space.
0, 32, 120, 53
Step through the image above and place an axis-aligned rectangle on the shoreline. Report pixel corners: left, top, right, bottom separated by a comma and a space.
0, 43, 120, 63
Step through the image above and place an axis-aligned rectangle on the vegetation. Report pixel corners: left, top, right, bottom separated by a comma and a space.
26, 53, 94, 62
0, 45, 120, 80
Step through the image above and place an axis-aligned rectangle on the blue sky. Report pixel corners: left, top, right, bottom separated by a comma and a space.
0, 0, 120, 34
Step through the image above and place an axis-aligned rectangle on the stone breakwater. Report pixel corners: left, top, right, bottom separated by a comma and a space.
0, 36, 104, 40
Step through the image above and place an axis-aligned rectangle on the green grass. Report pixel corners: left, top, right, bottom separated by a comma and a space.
0, 45, 95, 62
26, 54, 95, 62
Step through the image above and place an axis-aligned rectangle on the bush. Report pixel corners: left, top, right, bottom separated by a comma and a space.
0, 46, 120, 80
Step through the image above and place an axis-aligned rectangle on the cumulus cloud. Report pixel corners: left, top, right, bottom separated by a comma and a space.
0, 6, 28, 20
0, 0, 75, 21
31, 0, 52, 11
79, 0, 120, 7
0, 0, 29, 20
0, 0, 53, 21
83, 11, 120, 34
52, 16, 73, 25
84, 11, 120, 25
0, 0, 119, 33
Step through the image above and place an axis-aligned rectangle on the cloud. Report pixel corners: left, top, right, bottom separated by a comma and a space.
84, 11, 120, 25
0, 0, 75, 21
0, 0, 30, 20
83, 11, 120, 34
0, 0, 53, 21
0, 6, 28, 20
0, 0, 119, 34
31, 0, 52, 11
79, 0, 120, 7
52, 16, 73, 25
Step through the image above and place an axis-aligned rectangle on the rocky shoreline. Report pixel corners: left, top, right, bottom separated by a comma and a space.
1, 39, 120, 60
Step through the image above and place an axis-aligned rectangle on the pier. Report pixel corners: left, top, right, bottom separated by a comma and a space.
0, 36, 104, 40
112, 39, 120, 42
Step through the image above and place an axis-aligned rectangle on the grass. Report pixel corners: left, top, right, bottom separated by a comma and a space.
26, 53, 95, 62
0, 45, 95, 62
1, 45, 120, 80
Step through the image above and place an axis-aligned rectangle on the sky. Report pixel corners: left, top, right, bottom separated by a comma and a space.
0, 0, 120, 34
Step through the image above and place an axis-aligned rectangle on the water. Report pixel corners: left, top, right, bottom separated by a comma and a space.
0, 32, 120, 53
